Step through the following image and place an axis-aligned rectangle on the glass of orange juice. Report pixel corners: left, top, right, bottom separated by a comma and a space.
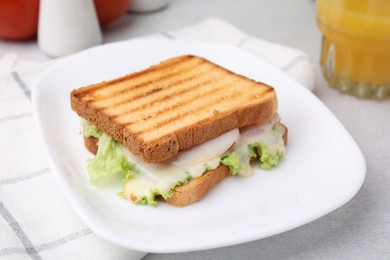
317, 0, 390, 99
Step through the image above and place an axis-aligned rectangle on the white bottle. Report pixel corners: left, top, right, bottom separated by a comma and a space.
38, 0, 103, 57
129, 0, 169, 12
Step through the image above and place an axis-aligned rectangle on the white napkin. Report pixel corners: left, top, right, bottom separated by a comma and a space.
0, 17, 315, 260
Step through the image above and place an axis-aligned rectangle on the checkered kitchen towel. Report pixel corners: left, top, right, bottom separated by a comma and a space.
0, 17, 315, 259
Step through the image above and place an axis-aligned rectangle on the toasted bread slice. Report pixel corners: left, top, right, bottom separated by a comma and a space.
71, 55, 277, 163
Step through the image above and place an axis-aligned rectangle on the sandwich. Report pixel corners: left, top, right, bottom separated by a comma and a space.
70, 55, 288, 207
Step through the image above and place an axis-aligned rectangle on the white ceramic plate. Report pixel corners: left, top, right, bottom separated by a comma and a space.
32, 39, 366, 253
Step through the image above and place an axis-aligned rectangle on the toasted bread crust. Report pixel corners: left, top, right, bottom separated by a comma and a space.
84, 135, 98, 155
281, 123, 288, 145
71, 55, 277, 163
162, 165, 230, 207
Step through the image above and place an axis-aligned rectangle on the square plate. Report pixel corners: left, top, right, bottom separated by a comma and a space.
32, 39, 366, 253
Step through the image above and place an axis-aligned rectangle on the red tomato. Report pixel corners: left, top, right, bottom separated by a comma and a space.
0, 0, 39, 40
0, 0, 131, 40
94, 0, 131, 26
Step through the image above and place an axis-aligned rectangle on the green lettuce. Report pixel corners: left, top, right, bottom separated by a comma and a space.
136, 176, 191, 206
220, 152, 242, 175
136, 189, 161, 207
87, 133, 137, 184
248, 143, 285, 170
81, 120, 102, 138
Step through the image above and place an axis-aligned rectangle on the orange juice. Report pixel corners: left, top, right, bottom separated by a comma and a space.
317, 0, 390, 99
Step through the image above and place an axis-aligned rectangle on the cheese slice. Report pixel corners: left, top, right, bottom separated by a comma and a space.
122, 129, 239, 203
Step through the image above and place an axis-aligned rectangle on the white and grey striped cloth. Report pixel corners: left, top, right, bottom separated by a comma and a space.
0, 18, 315, 259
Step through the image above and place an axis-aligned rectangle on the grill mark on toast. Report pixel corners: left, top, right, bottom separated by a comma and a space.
79, 70, 197, 106
127, 81, 270, 134
72, 92, 87, 99
102, 63, 225, 116
121, 78, 218, 127
109, 76, 213, 119
95, 66, 193, 99
77, 56, 204, 97
134, 91, 270, 136
119, 72, 240, 127
97, 64, 210, 111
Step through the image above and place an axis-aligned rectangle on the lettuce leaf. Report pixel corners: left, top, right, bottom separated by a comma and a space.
87, 133, 137, 184
135, 176, 191, 206
248, 143, 285, 170
221, 152, 242, 175
81, 119, 102, 138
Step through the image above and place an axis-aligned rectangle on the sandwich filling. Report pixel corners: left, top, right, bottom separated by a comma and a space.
82, 114, 286, 206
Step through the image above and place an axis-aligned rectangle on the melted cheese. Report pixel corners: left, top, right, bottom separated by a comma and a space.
169, 129, 240, 166
122, 148, 220, 202
236, 116, 286, 177
122, 129, 240, 202
240, 116, 285, 154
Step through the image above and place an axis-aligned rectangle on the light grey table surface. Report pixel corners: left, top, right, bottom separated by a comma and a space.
1, 0, 389, 259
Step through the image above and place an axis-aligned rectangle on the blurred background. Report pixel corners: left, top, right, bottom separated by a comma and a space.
0, 0, 320, 62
